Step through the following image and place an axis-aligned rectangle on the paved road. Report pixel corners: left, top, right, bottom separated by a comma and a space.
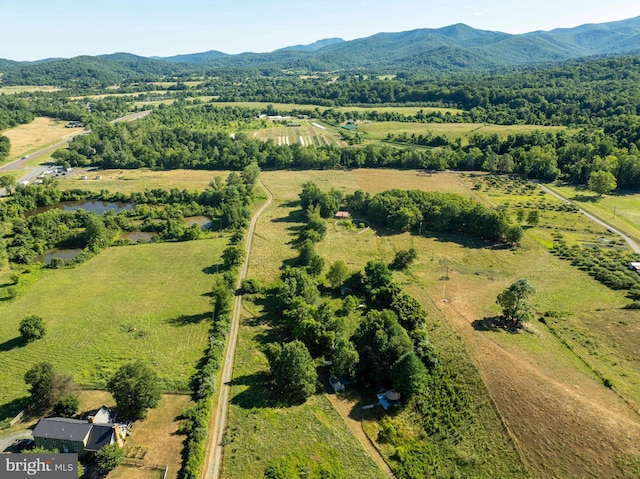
539, 183, 640, 254
0, 110, 152, 195
205, 177, 273, 479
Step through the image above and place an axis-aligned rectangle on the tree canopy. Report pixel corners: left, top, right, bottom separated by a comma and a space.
107, 360, 162, 421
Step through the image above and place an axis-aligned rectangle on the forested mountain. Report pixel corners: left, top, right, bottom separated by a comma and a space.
1, 16, 640, 86
275, 38, 344, 52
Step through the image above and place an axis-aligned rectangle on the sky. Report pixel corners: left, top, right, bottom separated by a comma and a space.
1, 0, 640, 61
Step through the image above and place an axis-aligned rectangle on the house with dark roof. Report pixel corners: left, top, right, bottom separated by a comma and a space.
32, 417, 125, 456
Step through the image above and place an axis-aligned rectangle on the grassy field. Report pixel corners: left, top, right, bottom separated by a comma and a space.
211, 101, 463, 115
0, 86, 60, 94
358, 121, 568, 144
238, 169, 640, 478
58, 168, 230, 195
1, 117, 84, 162
0, 239, 225, 418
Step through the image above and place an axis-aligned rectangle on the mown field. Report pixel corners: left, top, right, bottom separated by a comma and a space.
0, 238, 225, 419
235, 169, 640, 478
0, 86, 60, 94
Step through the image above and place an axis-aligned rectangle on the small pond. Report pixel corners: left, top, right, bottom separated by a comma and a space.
120, 231, 155, 242
35, 248, 82, 265
185, 216, 213, 230
28, 200, 134, 216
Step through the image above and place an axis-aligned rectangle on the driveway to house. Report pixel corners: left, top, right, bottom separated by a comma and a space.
204, 177, 273, 479
0, 430, 33, 452
538, 183, 640, 254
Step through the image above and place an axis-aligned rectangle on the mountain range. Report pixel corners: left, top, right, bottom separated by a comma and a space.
2, 16, 640, 85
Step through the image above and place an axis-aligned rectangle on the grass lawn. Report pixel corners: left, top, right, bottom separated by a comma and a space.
1, 117, 84, 163
0, 239, 225, 419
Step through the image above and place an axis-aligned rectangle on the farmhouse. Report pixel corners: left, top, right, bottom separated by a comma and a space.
32, 412, 126, 456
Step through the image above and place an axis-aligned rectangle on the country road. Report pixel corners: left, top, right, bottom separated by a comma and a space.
538, 183, 640, 254
0, 110, 152, 195
204, 177, 274, 479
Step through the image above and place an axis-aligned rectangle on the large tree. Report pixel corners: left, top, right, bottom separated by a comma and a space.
107, 360, 161, 421
588, 170, 617, 196
496, 279, 536, 327
266, 340, 317, 404
327, 260, 349, 289
19, 315, 46, 343
24, 362, 74, 410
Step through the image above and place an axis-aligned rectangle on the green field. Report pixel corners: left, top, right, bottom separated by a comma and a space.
0, 239, 225, 419
358, 121, 568, 144
0, 86, 60, 94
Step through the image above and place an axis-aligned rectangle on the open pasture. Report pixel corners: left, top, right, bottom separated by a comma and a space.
58, 168, 229, 195
0, 86, 60, 94
0, 239, 224, 418
212, 101, 463, 116
1, 116, 84, 162
358, 121, 567, 144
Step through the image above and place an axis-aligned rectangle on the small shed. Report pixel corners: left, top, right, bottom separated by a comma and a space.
335, 211, 350, 219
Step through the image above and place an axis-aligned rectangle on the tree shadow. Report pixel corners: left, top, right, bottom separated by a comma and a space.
472, 316, 519, 333
271, 208, 305, 224
167, 313, 210, 326
202, 263, 224, 275
228, 372, 284, 409
0, 336, 26, 352
571, 194, 600, 203
0, 396, 30, 424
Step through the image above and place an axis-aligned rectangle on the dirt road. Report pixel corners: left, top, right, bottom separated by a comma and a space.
204, 178, 273, 479
539, 183, 640, 254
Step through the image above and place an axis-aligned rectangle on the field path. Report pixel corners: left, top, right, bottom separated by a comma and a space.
324, 391, 395, 478
205, 177, 274, 479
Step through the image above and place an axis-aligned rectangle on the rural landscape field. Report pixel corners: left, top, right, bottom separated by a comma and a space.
2, 5, 640, 479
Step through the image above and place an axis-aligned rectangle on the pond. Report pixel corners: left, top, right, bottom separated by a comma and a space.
185, 216, 213, 230
28, 200, 134, 216
35, 248, 82, 265
120, 231, 155, 242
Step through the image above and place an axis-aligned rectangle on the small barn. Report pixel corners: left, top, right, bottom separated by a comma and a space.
335, 211, 350, 219
629, 262, 640, 274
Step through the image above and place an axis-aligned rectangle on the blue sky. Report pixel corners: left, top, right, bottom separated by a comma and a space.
1, 0, 640, 61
